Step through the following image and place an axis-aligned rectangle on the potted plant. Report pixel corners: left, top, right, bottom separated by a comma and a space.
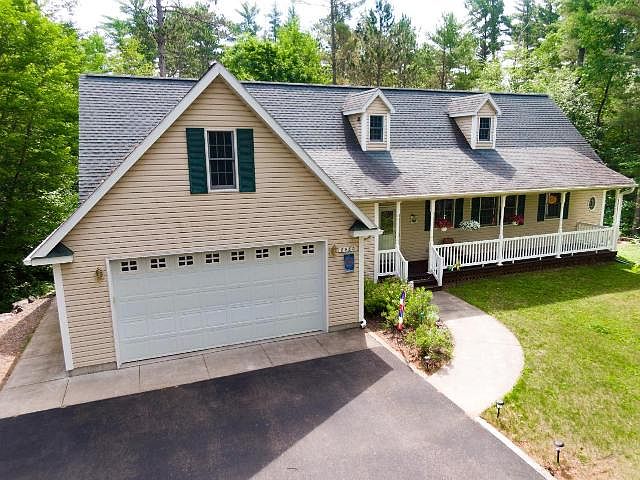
435, 218, 453, 232
510, 214, 524, 226
459, 219, 481, 231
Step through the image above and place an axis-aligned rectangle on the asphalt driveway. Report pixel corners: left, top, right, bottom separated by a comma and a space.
0, 345, 542, 480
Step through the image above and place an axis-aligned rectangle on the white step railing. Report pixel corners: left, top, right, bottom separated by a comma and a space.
431, 226, 615, 273
429, 244, 444, 287
377, 249, 409, 281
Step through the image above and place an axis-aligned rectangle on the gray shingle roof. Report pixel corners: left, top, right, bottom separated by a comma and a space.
447, 93, 497, 117
78, 74, 634, 203
342, 88, 380, 114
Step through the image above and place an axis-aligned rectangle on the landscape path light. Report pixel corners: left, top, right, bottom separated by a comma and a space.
496, 399, 504, 418
554, 440, 564, 464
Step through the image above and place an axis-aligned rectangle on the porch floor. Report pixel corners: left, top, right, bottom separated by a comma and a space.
408, 250, 617, 288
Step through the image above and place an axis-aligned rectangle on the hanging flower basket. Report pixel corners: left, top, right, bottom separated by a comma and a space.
435, 218, 453, 232
459, 220, 481, 231
510, 214, 525, 226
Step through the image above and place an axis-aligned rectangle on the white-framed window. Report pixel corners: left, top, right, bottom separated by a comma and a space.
369, 115, 384, 142
206, 130, 237, 190
150, 258, 166, 269
478, 117, 492, 142
504, 195, 525, 223
178, 255, 194, 267
473, 196, 498, 226
205, 252, 220, 264
279, 246, 293, 257
545, 192, 562, 218
255, 248, 269, 259
121, 260, 138, 272
231, 250, 245, 262
302, 244, 315, 255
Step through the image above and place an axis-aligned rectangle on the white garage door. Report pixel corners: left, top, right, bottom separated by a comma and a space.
110, 242, 326, 364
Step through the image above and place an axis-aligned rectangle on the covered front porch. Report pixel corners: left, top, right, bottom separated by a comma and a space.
370, 188, 629, 287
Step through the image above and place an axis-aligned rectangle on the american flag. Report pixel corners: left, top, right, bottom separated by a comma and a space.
397, 290, 406, 331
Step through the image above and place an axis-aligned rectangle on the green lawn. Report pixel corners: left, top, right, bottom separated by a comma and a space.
618, 241, 640, 264
448, 249, 640, 479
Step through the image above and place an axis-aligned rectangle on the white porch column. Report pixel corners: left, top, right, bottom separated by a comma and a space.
52, 264, 74, 371
373, 202, 380, 282
612, 189, 623, 250
600, 190, 607, 226
556, 192, 567, 258
395, 201, 401, 251
498, 194, 506, 265
358, 236, 365, 324
428, 199, 436, 272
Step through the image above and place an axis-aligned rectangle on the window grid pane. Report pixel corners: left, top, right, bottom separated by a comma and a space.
479, 117, 491, 141
435, 199, 455, 224
546, 193, 561, 218
208, 131, 235, 188
479, 197, 498, 226
369, 115, 384, 141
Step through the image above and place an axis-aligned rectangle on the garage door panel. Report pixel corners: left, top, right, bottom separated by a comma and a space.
112, 242, 326, 363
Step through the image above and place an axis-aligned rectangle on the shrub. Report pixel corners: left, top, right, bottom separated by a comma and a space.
407, 324, 454, 370
403, 287, 439, 329
364, 277, 409, 315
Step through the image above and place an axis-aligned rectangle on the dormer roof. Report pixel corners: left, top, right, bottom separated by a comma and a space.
447, 93, 501, 117
342, 88, 395, 115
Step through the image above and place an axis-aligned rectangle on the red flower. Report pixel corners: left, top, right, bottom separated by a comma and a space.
435, 218, 453, 228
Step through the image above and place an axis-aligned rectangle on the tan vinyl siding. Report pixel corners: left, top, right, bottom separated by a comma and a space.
396, 190, 607, 263
348, 114, 362, 147
478, 102, 497, 116
366, 98, 390, 151
61, 77, 360, 368
356, 201, 376, 278
454, 116, 473, 145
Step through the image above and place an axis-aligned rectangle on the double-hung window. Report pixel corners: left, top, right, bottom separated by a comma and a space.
545, 192, 561, 218
435, 199, 455, 226
504, 195, 525, 223
207, 131, 236, 189
478, 117, 492, 142
369, 115, 384, 142
478, 197, 498, 226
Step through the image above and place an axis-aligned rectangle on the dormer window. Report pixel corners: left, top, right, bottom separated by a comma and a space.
369, 115, 384, 142
478, 117, 492, 142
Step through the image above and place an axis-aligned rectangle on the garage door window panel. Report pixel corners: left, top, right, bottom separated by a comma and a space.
205, 252, 220, 264
207, 130, 237, 190
121, 260, 138, 272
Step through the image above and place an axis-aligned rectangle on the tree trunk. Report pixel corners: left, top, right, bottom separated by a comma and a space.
156, 0, 166, 77
577, 47, 585, 67
330, 0, 337, 85
596, 72, 613, 130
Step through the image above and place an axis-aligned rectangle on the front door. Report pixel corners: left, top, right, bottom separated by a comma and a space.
379, 207, 395, 250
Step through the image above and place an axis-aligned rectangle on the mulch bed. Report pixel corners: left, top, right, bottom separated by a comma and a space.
366, 316, 449, 374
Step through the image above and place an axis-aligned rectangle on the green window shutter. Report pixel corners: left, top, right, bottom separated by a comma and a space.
237, 128, 255, 192
424, 201, 431, 231
517, 195, 526, 217
186, 128, 207, 194
537, 193, 546, 221
471, 197, 480, 222
563, 192, 571, 219
454, 198, 464, 227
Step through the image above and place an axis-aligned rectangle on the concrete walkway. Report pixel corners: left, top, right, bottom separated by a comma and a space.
427, 291, 524, 416
0, 302, 380, 419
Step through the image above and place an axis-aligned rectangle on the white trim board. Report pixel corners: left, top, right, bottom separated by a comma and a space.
24, 62, 376, 265
52, 264, 74, 370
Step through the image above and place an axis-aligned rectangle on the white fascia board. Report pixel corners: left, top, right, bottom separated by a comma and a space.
351, 228, 383, 238
29, 255, 74, 266
25, 63, 377, 263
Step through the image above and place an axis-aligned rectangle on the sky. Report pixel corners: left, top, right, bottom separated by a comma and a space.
73, 0, 517, 41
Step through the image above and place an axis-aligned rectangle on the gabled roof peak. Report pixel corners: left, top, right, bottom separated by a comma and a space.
343, 88, 395, 115
448, 93, 502, 117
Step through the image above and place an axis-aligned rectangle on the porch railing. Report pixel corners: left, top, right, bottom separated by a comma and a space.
377, 248, 409, 281
431, 226, 615, 276
429, 244, 444, 287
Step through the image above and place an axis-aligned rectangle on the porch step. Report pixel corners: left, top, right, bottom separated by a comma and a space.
408, 250, 617, 289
